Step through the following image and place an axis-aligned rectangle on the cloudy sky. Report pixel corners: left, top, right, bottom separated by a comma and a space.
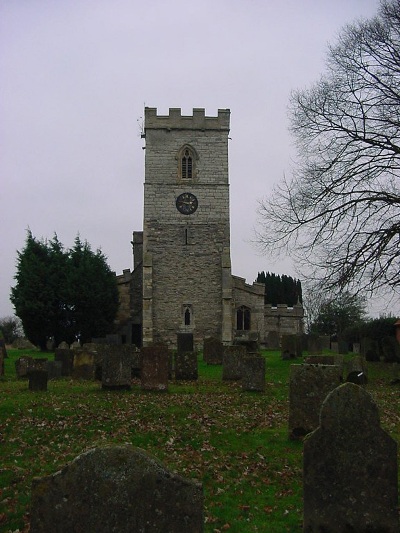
1, 0, 382, 319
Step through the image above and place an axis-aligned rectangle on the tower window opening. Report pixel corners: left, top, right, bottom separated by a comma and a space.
184, 307, 191, 326
182, 149, 193, 180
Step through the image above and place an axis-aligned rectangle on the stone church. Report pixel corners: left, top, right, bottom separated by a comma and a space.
115, 108, 303, 349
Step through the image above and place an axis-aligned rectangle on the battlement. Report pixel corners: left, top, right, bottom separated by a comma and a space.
144, 107, 230, 131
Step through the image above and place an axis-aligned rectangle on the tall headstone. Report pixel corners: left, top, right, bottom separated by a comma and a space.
54, 349, 74, 377
222, 345, 246, 380
361, 337, 379, 362
30, 445, 204, 533
241, 356, 265, 392
141, 345, 169, 391
281, 334, 302, 359
102, 345, 132, 390
303, 383, 399, 532
28, 370, 48, 391
289, 364, 342, 439
177, 333, 194, 354
203, 337, 223, 365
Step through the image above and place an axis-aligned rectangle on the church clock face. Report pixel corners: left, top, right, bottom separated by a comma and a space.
176, 192, 198, 215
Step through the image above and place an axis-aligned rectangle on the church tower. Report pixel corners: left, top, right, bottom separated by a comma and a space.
141, 107, 233, 348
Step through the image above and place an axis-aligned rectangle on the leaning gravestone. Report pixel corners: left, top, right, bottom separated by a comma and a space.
141, 345, 169, 391
30, 445, 204, 533
175, 351, 198, 380
222, 345, 246, 380
289, 364, 342, 440
203, 337, 223, 365
303, 382, 399, 532
241, 356, 265, 392
102, 345, 132, 390
346, 355, 368, 385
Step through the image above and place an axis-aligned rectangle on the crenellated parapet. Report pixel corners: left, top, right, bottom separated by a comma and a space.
144, 107, 230, 131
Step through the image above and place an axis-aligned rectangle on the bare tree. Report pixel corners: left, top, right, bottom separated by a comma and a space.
258, 0, 400, 297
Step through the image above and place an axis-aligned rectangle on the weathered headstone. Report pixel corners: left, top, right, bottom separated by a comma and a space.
57, 341, 69, 349
102, 345, 132, 390
307, 335, 322, 355
289, 364, 342, 440
303, 383, 399, 532
28, 370, 48, 391
241, 356, 265, 392
54, 349, 74, 376
72, 349, 96, 380
30, 445, 204, 533
346, 355, 368, 385
361, 337, 379, 362
352, 342, 360, 354
141, 345, 169, 391
177, 333, 194, 354
381, 336, 400, 363
203, 337, 223, 365
46, 361, 62, 380
15, 356, 34, 378
222, 345, 246, 380
266, 330, 280, 350
281, 334, 302, 359
330, 341, 339, 353
175, 351, 198, 380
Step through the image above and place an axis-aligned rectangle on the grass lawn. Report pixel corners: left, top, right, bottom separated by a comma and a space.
0, 349, 399, 532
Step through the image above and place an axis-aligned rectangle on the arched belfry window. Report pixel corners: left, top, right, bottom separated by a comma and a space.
177, 145, 198, 181
237, 306, 251, 331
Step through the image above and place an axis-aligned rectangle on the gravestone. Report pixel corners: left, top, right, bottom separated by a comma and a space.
177, 333, 194, 354
30, 445, 204, 533
307, 335, 322, 355
289, 364, 342, 440
303, 355, 335, 365
346, 356, 368, 385
28, 370, 48, 391
203, 337, 223, 365
303, 383, 399, 532
72, 349, 96, 380
330, 341, 339, 353
361, 337, 379, 362
381, 336, 400, 363
266, 330, 280, 350
241, 356, 265, 392
46, 361, 62, 380
175, 351, 198, 380
70, 341, 81, 350
57, 341, 69, 349
281, 334, 302, 359
222, 345, 246, 380
54, 349, 74, 376
337, 339, 348, 354
15, 356, 34, 378
319, 335, 330, 350
141, 345, 169, 391
352, 342, 360, 354
101, 345, 132, 390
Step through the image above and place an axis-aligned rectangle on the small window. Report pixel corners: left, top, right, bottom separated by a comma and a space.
183, 304, 193, 327
237, 306, 251, 331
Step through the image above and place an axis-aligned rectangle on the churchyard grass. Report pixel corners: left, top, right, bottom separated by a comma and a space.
1, 349, 399, 532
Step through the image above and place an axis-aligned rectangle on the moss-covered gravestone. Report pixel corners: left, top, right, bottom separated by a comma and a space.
30, 445, 204, 533
141, 345, 169, 391
241, 355, 265, 392
303, 383, 399, 532
222, 345, 246, 380
174, 351, 198, 380
289, 364, 342, 440
203, 337, 223, 365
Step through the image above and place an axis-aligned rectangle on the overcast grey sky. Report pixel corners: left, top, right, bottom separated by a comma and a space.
1, 0, 382, 319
